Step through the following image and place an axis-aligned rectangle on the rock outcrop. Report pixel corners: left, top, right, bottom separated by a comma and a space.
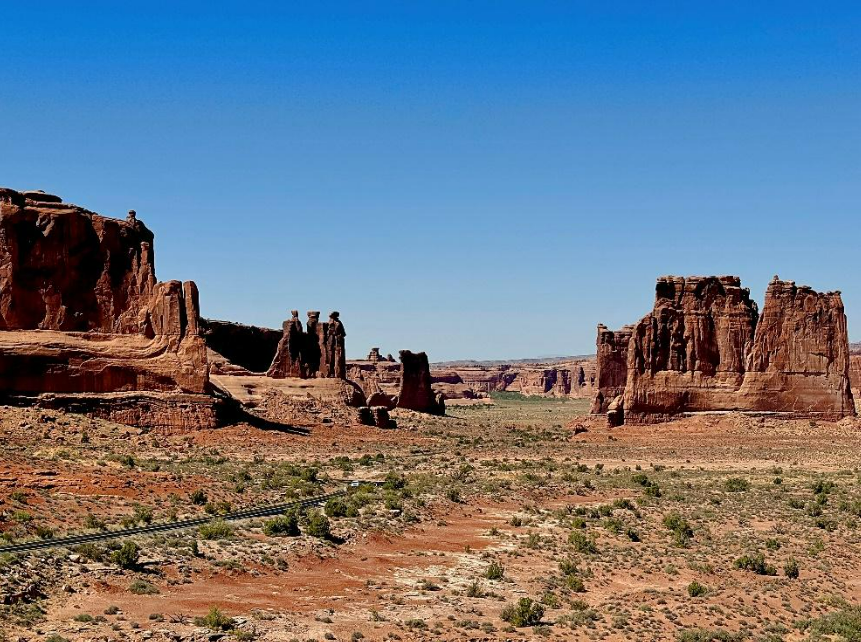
429, 359, 596, 401
736, 278, 854, 416
0, 189, 156, 333
397, 350, 445, 415
591, 324, 633, 414
267, 310, 347, 380
0, 187, 214, 429
596, 275, 855, 425
623, 276, 759, 423
201, 319, 281, 373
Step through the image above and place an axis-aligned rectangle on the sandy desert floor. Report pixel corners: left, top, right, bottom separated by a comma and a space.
3, 395, 861, 641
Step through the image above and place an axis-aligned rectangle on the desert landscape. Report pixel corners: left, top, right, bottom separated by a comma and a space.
3, 5, 860, 641
1, 188, 860, 642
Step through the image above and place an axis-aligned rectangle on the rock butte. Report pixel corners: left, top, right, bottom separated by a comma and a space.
594, 275, 856, 425
0, 187, 446, 429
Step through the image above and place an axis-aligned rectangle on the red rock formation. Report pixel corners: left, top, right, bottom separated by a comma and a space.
610, 275, 855, 425
591, 324, 633, 414
622, 276, 759, 423
267, 310, 347, 380
850, 347, 861, 404
0, 187, 214, 429
0, 188, 156, 333
346, 358, 401, 398
737, 278, 854, 417
201, 318, 281, 373
397, 350, 445, 415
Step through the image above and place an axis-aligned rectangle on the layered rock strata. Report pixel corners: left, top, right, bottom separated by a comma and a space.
0, 187, 214, 429
594, 275, 855, 425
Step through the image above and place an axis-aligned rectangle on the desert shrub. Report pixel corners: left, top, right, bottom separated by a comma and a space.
501, 598, 544, 627
129, 579, 159, 595
466, 580, 485, 598
133, 505, 153, 525
784, 557, 799, 579
83, 514, 107, 530
812, 479, 836, 495
383, 471, 406, 491
198, 519, 233, 540
687, 581, 707, 597
663, 512, 693, 547
485, 561, 505, 580
559, 558, 578, 576
797, 605, 861, 640
676, 629, 745, 642
110, 541, 140, 569
305, 510, 331, 539
723, 477, 749, 492
734, 552, 776, 576
565, 575, 586, 592
263, 513, 300, 537
73, 613, 94, 623
190, 489, 207, 505
194, 606, 234, 631
326, 497, 351, 518
569, 531, 597, 554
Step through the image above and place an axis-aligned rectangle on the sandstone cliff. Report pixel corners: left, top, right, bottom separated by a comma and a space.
737, 278, 854, 417
0, 188, 156, 333
0, 187, 213, 429
597, 274, 855, 425
591, 324, 633, 414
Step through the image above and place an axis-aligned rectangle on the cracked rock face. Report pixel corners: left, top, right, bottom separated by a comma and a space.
0, 187, 157, 333
0, 187, 213, 429
594, 275, 856, 424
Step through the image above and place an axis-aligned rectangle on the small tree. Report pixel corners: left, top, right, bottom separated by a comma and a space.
111, 541, 140, 570
501, 598, 544, 627
305, 510, 331, 539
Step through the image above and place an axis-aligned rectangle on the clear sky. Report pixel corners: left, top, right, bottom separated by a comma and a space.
1, 2, 859, 360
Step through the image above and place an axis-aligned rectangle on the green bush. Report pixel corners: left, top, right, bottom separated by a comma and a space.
129, 579, 159, 595
305, 511, 331, 539
263, 513, 300, 537
110, 541, 140, 569
784, 556, 799, 579
568, 531, 597, 554
500, 598, 544, 627
325, 497, 350, 518
190, 489, 207, 505
723, 477, 749, 492
687, 580, 707, 597
193, 606, 234, 631
663, 512, 693, 547
198, 519, 233, 540
484, 561, 505, 580
734, 552, 777, 576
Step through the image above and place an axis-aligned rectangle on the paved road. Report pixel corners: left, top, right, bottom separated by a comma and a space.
0, 489, 348, 555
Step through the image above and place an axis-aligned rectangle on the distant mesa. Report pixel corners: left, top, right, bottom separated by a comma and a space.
593, 275, 857, 426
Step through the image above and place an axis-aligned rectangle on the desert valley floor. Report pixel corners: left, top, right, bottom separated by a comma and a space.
3, 396, 861, 641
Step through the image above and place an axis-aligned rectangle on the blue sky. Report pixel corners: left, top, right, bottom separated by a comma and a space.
1, 2, 859, 360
